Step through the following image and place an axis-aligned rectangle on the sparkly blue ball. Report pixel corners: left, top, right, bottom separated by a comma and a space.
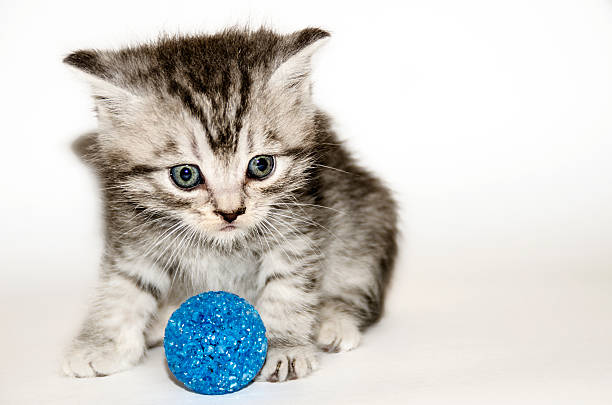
164, 291, 268, 395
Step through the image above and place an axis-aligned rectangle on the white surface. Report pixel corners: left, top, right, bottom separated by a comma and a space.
1, 0, 612, 404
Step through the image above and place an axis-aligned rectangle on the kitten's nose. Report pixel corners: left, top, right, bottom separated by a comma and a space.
214, 207, 246, 223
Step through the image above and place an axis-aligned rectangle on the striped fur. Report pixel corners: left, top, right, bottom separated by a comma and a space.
62, 27, 397, 382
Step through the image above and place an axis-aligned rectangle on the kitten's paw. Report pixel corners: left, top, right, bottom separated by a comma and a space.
62, 342, 143, 378
317, 316, 361, 353
257, 346, 318, 382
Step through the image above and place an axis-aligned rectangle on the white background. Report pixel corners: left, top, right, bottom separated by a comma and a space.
1, 0, 611, 404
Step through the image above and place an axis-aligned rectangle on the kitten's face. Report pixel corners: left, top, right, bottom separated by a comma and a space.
69, 29, 329, 245
111, 96, 313, 244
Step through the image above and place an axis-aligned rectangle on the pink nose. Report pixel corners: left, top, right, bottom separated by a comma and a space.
214, 207, 246, 223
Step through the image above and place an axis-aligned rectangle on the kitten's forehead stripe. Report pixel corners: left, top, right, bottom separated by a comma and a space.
190, 132, 202, 161
246, 129, 254, 152
197, 63, 252, 154
231, 64, 253, 153
155, 139, 178, 158
167, 79, 213, 138
125, 165, 158, 178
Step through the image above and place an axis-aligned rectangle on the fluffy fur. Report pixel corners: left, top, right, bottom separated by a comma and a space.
62, 27, 397, 382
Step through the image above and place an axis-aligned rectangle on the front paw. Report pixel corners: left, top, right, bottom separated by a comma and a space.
257, 345, 318, 382
62, 340, 144, 378
316, 316, 361, 353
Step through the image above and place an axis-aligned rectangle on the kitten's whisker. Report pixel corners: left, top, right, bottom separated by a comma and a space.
122, 208, 163, 225
262, 217, 304, 259
268, 207, 346, 246
282, 195, 311, 218
137, 227, 175, 258
273, 201, 347, 216
168, 227, 198, 288
259, 219, 293, 261
116, 216, 167, 239
257, 220, 280, 252
251, 222, 268, 253
149, 224, 191, 280
268, 216, 322, 255
147, 227, 187, 270
254, 221, 273, 253
163, 227, 190, 274
266, 215, 321, 257
312, 163, 355, 176
99, 184, 130, 191
140, 221, 185, 259
138, 221, 182, 253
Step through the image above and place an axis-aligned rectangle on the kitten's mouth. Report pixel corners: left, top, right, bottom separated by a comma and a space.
219, 225, 237, 232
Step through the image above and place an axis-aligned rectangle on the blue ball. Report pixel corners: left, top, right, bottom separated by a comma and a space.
164, 291, 268, 395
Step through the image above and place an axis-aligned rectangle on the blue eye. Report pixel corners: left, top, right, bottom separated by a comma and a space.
170, 164, 202, 189
247, 155, 274, 179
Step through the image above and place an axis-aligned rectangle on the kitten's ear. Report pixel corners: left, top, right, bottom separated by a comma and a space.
268, 28, 330, 93
63, 50, 110, 79
63, 50, 138, 117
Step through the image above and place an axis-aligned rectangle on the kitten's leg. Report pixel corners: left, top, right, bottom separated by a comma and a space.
62, 256, 169, 377
316, 258, 387, 353
144, 300, 182, 348
255, 249, 320, 382
316, 300, 362, 353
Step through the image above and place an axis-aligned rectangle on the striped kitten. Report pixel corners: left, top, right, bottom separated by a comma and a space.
62, 28, 397, 382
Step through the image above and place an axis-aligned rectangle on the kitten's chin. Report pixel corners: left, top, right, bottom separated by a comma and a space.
210, 224, 247, 243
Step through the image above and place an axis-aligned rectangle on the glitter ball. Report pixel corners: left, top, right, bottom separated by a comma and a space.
164, 291, 268, 395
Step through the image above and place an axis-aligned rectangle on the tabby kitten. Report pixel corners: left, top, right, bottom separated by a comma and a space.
62, 27, 397, 382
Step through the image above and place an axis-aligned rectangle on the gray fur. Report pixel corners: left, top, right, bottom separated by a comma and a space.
62, 27, 397, 382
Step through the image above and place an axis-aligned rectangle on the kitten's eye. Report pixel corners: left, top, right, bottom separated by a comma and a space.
170, 164, 202, 189
247, 155, 275, 179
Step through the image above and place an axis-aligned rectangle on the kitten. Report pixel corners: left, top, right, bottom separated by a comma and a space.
62, 27, 397, 382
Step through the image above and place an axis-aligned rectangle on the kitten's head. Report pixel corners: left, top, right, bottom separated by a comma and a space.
66, 27, 329, 246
